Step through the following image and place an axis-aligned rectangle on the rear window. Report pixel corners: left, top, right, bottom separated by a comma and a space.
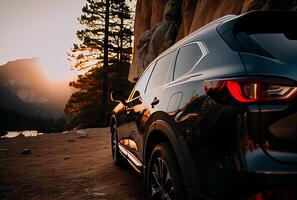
219, 11, 297, 63
249, 33, 297, 65
236, 31, 297, 64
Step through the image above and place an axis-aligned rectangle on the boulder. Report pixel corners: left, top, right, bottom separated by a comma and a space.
77, 130, 88, 138
129, 0, 181, 81
22, 148, 32, 155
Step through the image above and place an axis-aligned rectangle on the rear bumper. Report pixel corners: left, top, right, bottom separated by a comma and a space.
190, 171, 297, 199
183, 103, 297, 199
187, 167, 297, 199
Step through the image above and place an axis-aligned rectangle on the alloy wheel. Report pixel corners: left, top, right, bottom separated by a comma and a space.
150, 157, 174, 200
112, 125, 117, 162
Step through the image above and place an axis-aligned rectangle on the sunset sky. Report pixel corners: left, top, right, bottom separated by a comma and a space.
0, 0, 86, 80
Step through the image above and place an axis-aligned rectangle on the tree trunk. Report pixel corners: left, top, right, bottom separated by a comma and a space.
119, 2, 124, 64
102, 0, 110, 105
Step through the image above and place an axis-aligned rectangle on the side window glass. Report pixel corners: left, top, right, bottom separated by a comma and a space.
146, 51, 175, 92
129, 62, 155, 100
174, 43, 202, 79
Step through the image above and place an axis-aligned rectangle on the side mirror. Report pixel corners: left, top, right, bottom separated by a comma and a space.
111, 91, 126, 104
129, 96, 142, 107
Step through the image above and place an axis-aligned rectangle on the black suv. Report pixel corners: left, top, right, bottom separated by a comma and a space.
110, 11, 297, 200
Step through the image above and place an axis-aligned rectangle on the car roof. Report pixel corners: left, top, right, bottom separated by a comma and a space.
154, 10, 297, 62
152, 14, 237, 62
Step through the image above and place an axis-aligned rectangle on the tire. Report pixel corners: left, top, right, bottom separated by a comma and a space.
147, 142, 186, 200
111, 123, 126, 168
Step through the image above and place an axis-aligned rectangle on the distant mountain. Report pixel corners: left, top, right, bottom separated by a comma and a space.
0, 58, 73, 119
0, 82, 41, 116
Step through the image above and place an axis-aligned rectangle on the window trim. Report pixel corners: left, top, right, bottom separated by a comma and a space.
173, 41, 208, 81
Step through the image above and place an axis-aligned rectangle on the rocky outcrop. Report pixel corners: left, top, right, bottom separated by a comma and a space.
132, 0, 181, 80
129, 0, 297, 81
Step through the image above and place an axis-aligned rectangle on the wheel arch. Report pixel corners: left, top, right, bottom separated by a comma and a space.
144, 119, 193, 190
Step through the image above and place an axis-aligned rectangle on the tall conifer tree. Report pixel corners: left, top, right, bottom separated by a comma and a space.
65, 0, 133, 129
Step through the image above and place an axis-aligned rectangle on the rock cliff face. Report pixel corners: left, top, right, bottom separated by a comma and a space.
129, 0, 297, 81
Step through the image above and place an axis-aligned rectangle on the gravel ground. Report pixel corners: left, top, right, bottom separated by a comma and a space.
0, 128, 144, 200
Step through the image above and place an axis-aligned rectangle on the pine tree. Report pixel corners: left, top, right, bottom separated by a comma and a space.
65, 0, 133, 129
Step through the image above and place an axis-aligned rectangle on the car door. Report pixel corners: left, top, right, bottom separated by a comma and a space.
116, 62, 155, 171
125, 50, 177, 167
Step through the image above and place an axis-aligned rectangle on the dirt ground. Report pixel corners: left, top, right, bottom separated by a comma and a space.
0, 128, 144, 200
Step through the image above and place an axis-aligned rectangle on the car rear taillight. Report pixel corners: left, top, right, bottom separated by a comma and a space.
204, 78, 297, 103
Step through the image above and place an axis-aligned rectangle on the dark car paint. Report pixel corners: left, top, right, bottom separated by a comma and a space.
111, 11, 297, 199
